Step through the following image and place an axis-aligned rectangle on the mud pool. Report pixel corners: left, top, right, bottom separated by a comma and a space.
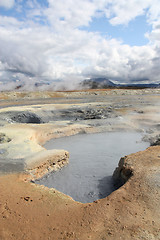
36, 132, 149, 203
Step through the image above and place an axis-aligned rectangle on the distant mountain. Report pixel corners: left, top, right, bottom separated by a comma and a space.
15, 84, 24, 90
80, 78, 160, 89
14, 82, 50, 90
34, 82, 50, 87
121, 83, 160, 88
12, 78, 160, 91
80, 78, 116, 89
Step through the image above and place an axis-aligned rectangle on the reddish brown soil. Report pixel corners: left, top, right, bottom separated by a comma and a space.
0, 146, 160, 240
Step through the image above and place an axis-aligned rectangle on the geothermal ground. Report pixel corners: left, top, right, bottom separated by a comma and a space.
0, 89, 160, 239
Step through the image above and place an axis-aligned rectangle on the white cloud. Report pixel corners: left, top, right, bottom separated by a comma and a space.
0, 0, 15, 9
0, 16, 22, 27
102, 0, 149, 25
146, 20, 160, 45
0, 0, 160, 90
43, 0, 97, 32
44, 0, 160, 28
146, 0, 160, 24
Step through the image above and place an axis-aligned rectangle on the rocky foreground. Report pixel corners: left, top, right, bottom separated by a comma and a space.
0, 89, 160, 239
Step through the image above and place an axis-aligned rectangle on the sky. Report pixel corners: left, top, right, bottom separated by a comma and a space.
0, 0, 160, 90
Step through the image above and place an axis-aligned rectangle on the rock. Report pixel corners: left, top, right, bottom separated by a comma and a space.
49, 107, 115, 122
10, 112, 43, 124
143, 134, 160, 146
113, 157, 133, 188
151, 138, 160, 146
0, 133, 11, 143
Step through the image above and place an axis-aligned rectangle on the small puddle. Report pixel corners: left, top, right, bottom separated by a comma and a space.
36, 132, 149, 203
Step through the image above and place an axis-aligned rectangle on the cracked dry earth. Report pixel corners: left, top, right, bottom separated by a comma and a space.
0, 89, 160, 240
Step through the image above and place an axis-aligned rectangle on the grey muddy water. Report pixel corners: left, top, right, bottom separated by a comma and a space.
36, 131, 149, 203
